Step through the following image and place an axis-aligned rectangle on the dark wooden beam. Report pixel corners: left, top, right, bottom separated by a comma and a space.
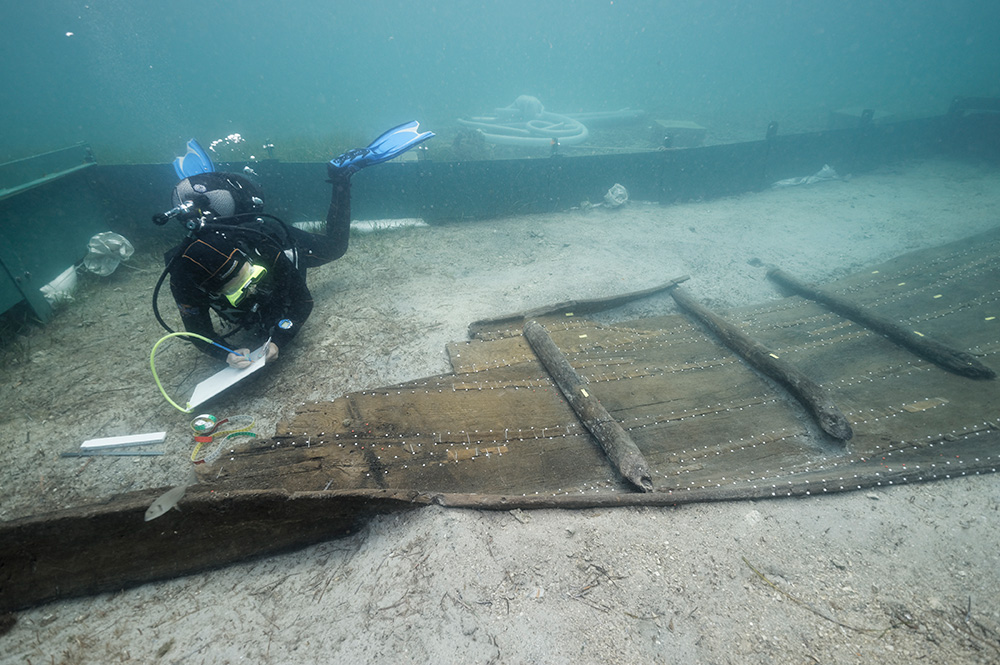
768, 267, 995, 379
523, 319, 653, 491
669, 286, 853, 441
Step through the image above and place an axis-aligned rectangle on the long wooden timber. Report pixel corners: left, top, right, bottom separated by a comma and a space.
2, 228, 999, 612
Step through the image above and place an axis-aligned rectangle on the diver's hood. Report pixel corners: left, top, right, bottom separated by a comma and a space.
172, 172, 264, 219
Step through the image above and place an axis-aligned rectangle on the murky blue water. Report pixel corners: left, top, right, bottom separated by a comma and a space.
1, 0, 998, 162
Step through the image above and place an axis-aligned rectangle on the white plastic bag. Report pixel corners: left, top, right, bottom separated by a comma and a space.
604, 183, 629, 208
84, 232, 134, 276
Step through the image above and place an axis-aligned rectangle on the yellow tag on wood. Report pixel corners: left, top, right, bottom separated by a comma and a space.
902, 397, 949, 413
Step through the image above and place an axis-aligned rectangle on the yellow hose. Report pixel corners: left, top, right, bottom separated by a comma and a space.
149, 331, 218, 412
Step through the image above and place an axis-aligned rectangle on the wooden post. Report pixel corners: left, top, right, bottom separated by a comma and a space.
470, 275, 690, 336
523, 320, 654, 492
768, 268, 995, 380
669, 286, 854, 441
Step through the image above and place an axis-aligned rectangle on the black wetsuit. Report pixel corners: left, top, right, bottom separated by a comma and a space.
166, 171, 352, 361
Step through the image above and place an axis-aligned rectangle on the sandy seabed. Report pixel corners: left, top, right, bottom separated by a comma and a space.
2, 156, 1000, 664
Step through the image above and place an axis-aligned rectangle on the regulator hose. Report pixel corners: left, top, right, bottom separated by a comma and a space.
152, 213, 295, 335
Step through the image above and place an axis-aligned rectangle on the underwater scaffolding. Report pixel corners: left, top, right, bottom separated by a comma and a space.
2, 227, 999, 612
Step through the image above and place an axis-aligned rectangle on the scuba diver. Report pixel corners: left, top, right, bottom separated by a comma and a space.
152, 122, 434, 369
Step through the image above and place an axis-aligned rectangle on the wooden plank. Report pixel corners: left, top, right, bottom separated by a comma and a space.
5, 230, 1000, 614
0, 487, 396, 613
467, 274, 690, 337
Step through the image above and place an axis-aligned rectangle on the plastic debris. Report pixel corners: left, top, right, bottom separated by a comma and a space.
604, 183, 629, 208
84, 231, 135, 276
40, 266, 77, 304
772, 164, 840, 188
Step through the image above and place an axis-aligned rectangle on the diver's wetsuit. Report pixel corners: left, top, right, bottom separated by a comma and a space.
166, 170, 352, 361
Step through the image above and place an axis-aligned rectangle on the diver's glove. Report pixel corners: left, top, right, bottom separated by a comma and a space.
264, 342, 279, 363
327, 159, 357, 183
227, 349, 252, 369
328, 121, 434, 179
328, 149, 371, 178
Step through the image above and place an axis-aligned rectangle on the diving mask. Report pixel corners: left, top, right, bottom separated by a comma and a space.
221, 263, 267, 307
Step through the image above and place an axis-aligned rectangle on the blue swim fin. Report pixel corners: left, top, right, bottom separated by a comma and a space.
329, 121, 435, 175
173, 139, 215, 180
